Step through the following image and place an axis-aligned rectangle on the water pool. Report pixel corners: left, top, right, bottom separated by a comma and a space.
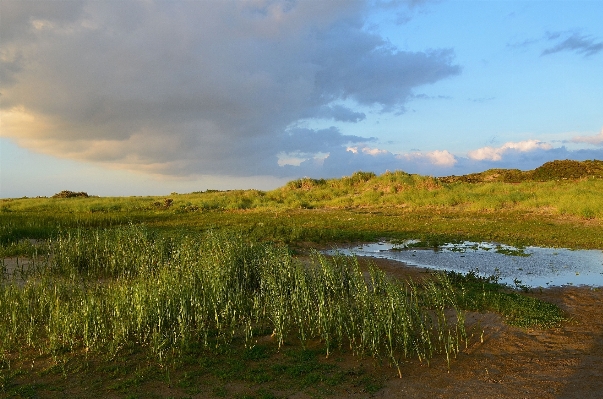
326, 241, 603, 288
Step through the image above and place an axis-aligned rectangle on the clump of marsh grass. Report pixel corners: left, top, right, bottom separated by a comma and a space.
0, 226, 467, 377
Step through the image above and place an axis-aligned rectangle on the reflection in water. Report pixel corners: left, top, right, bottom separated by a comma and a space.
326, 241, 603, 288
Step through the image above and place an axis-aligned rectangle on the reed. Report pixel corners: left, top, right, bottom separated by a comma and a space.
0, 226, 467, 377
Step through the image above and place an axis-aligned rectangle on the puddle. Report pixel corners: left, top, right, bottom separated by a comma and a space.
326, 241, 603, 288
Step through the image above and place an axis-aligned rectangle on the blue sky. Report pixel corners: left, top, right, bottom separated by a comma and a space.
1, 0, 602, 197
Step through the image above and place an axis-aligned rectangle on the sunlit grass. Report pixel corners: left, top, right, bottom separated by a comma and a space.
1, 226, 470, 379
3, 163, 603, 222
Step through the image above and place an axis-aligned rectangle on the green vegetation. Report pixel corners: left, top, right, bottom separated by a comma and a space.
2, 159, 600, 397
2, 343, 385, 398
445, 271, 565, 328
1, 226, 466, 367
3, 226, 466, 396
2, 161, 602, 253
4, 160, 603, 219
51, 190, 91, 199
438, 159, 603, 183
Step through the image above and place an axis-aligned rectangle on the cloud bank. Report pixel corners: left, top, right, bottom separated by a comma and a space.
467, 140, 552, 162
281, 137, 603, 178
1, 0, 460, 179
572, 128, 603, 146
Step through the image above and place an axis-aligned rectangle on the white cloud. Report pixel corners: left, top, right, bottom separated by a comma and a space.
398, 150, 457, 167
467, 140, 552, 161
362, 147, 388, 156
571, 127, 603, 146
424, 150, 457, 166
277, 141, 602, 179
346, 146, 389, 156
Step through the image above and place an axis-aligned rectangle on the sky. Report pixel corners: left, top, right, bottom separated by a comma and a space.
1, 0, 602, 198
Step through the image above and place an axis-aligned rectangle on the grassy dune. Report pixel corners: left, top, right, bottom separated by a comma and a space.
2, 160, 602, 254
3, 160, 603, 217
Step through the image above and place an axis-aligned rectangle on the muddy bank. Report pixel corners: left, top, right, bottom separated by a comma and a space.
364, 257, 603, 399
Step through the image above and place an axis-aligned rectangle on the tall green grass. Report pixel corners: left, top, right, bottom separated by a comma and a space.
1, 226, 467, 377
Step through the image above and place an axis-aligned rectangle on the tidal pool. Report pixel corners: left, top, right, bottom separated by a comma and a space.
326, 241, 603, 288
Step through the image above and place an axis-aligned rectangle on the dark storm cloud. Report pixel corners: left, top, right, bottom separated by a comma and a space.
542, 31, 603, 57
279, 127, 374, 154
0, 0, 85, 41
313, 105, 367, 123
1, 0, 460, 178
0, 1, 84, 86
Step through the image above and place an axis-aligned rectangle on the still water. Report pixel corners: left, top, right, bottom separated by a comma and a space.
326, 241, 603, 288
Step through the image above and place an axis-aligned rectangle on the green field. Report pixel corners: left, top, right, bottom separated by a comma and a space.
1, 160, 600, 398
